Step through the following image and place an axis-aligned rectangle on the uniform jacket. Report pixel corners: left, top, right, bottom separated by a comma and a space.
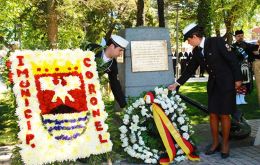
177, 37, 243, 114
232, 41, 259, 62
95, 51, 126, 108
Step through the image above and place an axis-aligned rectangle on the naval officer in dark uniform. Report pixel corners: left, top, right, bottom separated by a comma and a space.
95, 35, 129, 108
168, 23, 243, 158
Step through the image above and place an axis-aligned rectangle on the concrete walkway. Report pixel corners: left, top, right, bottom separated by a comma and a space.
176, 119, 260, 165
0, 146, 14, 165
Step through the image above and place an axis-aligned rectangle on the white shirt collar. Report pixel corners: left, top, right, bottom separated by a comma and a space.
199, 37, 206, 49
102, 50, 112, 63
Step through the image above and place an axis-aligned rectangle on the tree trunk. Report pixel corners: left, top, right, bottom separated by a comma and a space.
214, 23, 221, 37
224, 19, 233, 45
197, 0, 211, 37
136, 0, 144, 26
222, 9, 234, 44
47, 0, 58, 49
221, 0, 233, 44
105, 24, 116, 41
157, 0, 165, 27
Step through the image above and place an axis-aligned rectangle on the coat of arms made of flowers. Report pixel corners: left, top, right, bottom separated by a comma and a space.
8, 49, 112, 165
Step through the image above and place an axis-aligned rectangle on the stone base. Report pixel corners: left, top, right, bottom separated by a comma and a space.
254, 126, 260, 146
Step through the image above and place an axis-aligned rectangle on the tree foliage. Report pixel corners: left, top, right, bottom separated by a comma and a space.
81, 0, 136, 44
211, 0, 259, 43
0, 0, 136, 50
197, 0, 211, 37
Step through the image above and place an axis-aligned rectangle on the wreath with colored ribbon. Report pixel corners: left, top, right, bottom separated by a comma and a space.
119, 87, 200, 164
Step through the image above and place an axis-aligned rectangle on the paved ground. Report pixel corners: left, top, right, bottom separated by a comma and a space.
176, 120, 260, 165
0, 146, 14, 165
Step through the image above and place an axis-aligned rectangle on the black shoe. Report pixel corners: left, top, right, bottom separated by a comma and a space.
205, 144, 221, 155
221, 152, 230, 159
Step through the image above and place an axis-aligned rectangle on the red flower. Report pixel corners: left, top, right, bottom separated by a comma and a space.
8, 72, 13, 84
6, 60, 12, 69
145, 92, 155, 103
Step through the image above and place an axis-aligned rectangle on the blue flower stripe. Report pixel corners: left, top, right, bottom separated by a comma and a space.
48, 125, 85, 133
55, 133, 81, 140
43, 116, 88, 125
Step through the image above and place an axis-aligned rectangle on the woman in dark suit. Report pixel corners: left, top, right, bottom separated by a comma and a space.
168, 23, 242, 158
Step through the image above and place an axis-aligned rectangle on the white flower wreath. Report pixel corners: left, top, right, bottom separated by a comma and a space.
119, 87, 195, 164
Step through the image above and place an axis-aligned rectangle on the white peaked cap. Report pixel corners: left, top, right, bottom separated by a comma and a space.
111, 35, 129, 49
183, 23, 197, 35
183, 23, 199, 41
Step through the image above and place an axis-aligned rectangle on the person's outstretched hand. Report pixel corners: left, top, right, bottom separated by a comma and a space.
235, 81, 242, 90
168, 83, 179, 91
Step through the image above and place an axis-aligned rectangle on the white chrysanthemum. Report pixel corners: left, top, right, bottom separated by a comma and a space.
141, 107, 148, 117
177, 117, 185, 125
130, 123, 139, 132
119, 125, 128, 134
123, 114, 130, 125
139, 98, 145, 105
130, 133, 137, 143
177, 149, 184, 155
169, 107, 174, 113
132, 115, 139, 123
181, 125, 188, 132
132, 102, 139, 108
165, 110, 170, 115
144, 159, 152, 163
163, 88, 168, 94
161, 94, 168, 99
183, 132, 190, 140
139, 139, 145, 145
161, 102, 167, 109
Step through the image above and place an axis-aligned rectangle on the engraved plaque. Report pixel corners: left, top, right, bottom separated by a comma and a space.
116, 52, 124, 63
131, 40, 168, 72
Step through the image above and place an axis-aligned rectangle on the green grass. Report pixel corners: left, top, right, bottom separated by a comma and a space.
179, 81, 260, 124
0, 91, 19, 146
179, 82, 209, 124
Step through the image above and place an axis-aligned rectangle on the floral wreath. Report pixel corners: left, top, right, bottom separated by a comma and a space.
119, 87, 200, 164
8, 49, 112, 165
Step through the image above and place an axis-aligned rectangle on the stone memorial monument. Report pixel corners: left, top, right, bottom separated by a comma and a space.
117, 27, 174, 97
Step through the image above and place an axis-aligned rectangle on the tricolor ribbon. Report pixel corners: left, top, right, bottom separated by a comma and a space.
145, 92, 200, 164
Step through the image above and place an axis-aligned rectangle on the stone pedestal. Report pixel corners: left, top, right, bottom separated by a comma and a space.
118, 27, 174, 97
254, 126, 260, 146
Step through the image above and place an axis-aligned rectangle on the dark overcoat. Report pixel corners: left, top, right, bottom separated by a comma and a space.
177, 37, 243, 115
95, 52, 126, 108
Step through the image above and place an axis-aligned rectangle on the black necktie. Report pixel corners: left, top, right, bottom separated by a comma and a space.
197, 46, 203, 57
